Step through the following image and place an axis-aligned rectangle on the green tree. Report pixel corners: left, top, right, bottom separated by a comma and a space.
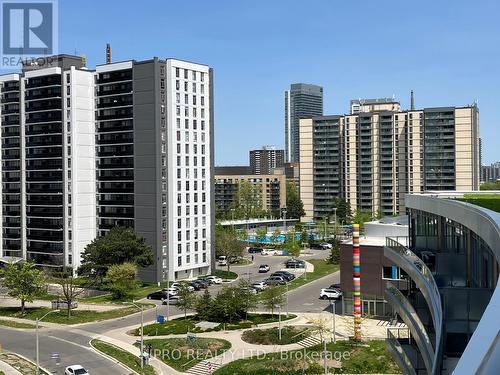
215, 225, 244, 273
327, 240, 341, 265
260, 285, 285, 317
231, 180, 261, 219
283, 231, 300, 257
330, 197, 352, 224
53, 272, 87, 318
286, 182, 305, 219
255, 227, 267, 244
105, 262, 138, 300
352, 210, 373, 228
176, 285, 197, 319
0, 262, 46, 314
195, 289, 213, 321
481, 181, 500, 190
211, 286, 247, 323
78, 227, 154, 280
238, 280, 258, 320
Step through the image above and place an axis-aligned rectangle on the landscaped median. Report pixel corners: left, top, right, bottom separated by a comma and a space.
211, 270, 238, 281
0, 305, 150, 325
241, 326, 310, 345
0, 352, 49, 375
212, 339, 399, 375
91, 339, 156, 375
286, 259, 339, 291
0, 319, 36, 329
131, 313, 297, 336
135, 338, 231, 372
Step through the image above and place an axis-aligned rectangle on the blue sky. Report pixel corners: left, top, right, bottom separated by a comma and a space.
58, 0, 500, 165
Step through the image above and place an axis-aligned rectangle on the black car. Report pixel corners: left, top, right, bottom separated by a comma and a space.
195, 279, 210, 288
197, 277, 214, 285
147, 291, 170, 300
285, 259, 305, 269
248, 247, 263, 254
189, 281, 203, 291
272, 271, 296, 281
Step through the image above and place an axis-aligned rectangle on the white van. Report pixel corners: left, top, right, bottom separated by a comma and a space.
218, 256, 227, 265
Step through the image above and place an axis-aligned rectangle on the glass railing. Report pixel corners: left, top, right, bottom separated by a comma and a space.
386, 329, 417, 375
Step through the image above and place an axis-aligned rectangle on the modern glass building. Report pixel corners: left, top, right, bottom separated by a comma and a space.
285, 83, 323, 163
384, 192, 499, 374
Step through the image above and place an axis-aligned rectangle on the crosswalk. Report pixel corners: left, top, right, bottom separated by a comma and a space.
186, 360, 222, 375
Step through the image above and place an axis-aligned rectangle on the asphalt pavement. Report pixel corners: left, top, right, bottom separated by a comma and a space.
0, 248, 340, 373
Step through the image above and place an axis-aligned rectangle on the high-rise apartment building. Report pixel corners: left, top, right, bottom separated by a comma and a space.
214, 167, 286, 215
0, 55, 96, 271
285, 83, 323, 163
0, 55, 214, 283
249, 145, 284, 175
300, 102, 480, 220
481, 162, 500, 182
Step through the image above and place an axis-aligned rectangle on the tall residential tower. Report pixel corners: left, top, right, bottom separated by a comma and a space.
284, 83, 323, 163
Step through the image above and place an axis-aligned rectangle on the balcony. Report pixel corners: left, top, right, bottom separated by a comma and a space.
384, 237, 443, 375
385, 283, 434, 374
386, 329, 417, 375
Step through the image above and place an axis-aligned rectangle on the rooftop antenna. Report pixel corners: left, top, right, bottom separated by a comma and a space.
410, 90, 415, 110
106, 43, 111, 64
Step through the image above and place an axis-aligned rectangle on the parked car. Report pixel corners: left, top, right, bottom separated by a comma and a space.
329, 283, 341, 290
310, 242, 332, 250
161, 287, 179, 295
258, 264, 270, 273
218, 255, 228, 266
285, 259, 305, 269
196, 279, 210, 288
240, 287, 258, 295
190, 280, 207, 290
320, 288, 342, 300
251, 281, 268, 291
228, 255, 241, 264
205, 275, 223, 284
147, 290, 172, 300
272, 270, 295, 281
171, 282, 195, 292
248, 247, 263, 254
262, 249, 279, 255
162, 294, 179, 304
265, 276, 287, 285
65, 365, 89, 375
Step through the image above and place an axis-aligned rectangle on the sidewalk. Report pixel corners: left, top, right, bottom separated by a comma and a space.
0, 297, 122, 312
0, 360, 22, 375
96, 311, 392, 374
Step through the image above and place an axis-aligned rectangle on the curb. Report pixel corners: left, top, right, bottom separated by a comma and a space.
89, 338, 141, 375
0, 351, 52, 375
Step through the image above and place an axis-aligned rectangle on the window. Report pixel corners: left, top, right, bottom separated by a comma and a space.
185, 119, 189, 129
176, 93, 180, 103
184, 107, 189, 116
200, 72, 204, 82
201, 84, 204, 94
193, 95, 197, 105
201, 96, 205, 106
382, 266, 400, 280
193, 120, 197, 130
201, 120, 205, 130
177, 231, 181, 241
184, 69, 188, 79
185, 131, 189, 142
177, 206, 181, 216
178, 244, 182, 254
176, 118, 181, 129
176, 131, 181, 141
177, 169, 181, 178
186, 255, 190, 264
176, 80, 180, 90
178, 257, 182, 266
184, 94, 189, 104
177, 219, 181, 228
160, 79, 165, 89
176, 67, 180, 77
177, 143, 181, 153
192, 71, 196, 80
193, 82, 196, 93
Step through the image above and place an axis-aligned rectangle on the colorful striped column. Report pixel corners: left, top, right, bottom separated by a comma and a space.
352, 223, 361, 341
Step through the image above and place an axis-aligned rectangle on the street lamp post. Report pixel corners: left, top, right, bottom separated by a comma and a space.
166, 268, 170, 322
331, 300, 336, 343
285, 283, 289, 317
278, 304, 282, 341
333, 207, 337, 238
125, 300, 144, 369
36, 309, 60, 375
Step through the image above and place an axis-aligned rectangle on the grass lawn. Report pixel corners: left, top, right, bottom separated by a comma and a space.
0, 371, 4, 375
0, 319, 36, 329
91, 339, 156, 375
287, 259, 339, 292
459, 194, 500, 213
80, 284, 161, 304
234, 258, 252, 266
211, 270, 238, 280
0, 352, 49, 375
133, 313, 297, 336
242, 326, 310, 345
0, 306, 145, 325
139, 338, 231, 371
213, 339, 399, 375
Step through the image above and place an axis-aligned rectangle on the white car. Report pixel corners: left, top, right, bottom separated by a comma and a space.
262, 249, 278, 256
161, 287, 179, 295
65, 365, 89, 375
171, 282, 195, 292
251, 281, 268, 291
206, 275, 223, 284
320, 288, 342, 300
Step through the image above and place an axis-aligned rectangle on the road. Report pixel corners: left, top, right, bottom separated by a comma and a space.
0, 249, 340, 373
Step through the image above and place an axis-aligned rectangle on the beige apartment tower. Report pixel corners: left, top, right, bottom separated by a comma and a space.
299, 103, 480, 221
